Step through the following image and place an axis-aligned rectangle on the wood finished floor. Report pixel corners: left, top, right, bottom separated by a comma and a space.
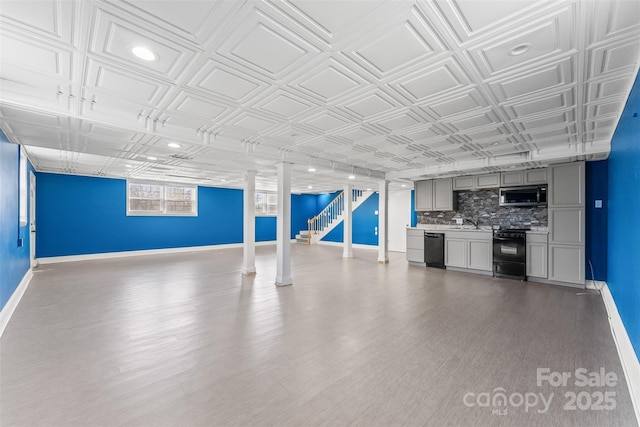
0, 244, 636, 427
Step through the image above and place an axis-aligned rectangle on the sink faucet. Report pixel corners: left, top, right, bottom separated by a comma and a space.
465, 217, 479, 229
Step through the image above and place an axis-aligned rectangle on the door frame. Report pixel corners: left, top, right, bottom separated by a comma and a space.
29, 171, 37, 268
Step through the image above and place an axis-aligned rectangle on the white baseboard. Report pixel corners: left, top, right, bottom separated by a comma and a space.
600, 282, 640, 424
316, 241, 378, 250
585, 280, 607, 290
0, 269, 33, 338
38, 240, 283, 265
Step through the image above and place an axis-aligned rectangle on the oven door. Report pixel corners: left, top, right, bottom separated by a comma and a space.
493, 237, 525, 262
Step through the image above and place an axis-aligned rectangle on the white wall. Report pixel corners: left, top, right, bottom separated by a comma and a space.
388, 190, 412, 252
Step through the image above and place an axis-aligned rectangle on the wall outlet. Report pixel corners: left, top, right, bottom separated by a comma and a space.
17, 238, 23, 248
455, 218, 463, 225
595, 200, 603, 208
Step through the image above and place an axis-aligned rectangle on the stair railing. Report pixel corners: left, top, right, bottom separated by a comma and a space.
306, 189, 366, 244
307, 191, 344, 244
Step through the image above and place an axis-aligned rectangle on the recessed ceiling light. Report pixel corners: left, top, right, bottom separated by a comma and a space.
348, 175, 355, 180
125, 164, 133, 168
308, 185, 313, 189
366, 188, 372, 191
491, 142, 500, 146
509, 165, 517, 169
509, 43, 531, 56
221, 179, 226, 182
168, 142, 181, 148
131, 45, 157, 61
147, 156, 157, 161
308, 167, 316, 172
401, 184, 407, 187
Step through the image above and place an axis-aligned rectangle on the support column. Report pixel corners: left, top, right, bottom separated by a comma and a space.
275, 162, 293, 286
343, 184, 353, 258
241, 170, 257, 275
378, 179, 389, 263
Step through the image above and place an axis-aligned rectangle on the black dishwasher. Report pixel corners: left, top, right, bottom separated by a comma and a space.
424, 232, 445, 269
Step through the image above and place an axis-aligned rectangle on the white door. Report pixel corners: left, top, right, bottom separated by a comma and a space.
29, 172, 37, 268
388, 190, 412, 252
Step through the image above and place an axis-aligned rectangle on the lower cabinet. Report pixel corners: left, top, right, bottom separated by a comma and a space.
445, 238, 466, 268
526, 233, 548, 279
445, 232, 492, 271
548, 244, 585, 284
406, 228, 424, 263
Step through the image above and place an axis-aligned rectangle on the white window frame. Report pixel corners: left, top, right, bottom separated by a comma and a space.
126, 180, 198, 216
255, 191, 277, 216
19, 147, 27, 225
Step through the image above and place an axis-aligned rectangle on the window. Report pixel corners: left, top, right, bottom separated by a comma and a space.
19, 148, 27, 225
127, 181, 197, 216
255, 192, 277, 216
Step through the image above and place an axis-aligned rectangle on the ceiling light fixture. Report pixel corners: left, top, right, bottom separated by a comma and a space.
125, 164, 133, 168
131, 45, 157, 61
308, 185, 313, 189
147, 156, 157, 161
509, 43, 531, 56
366, 188, 372, 191
308, 167, 316, 172
168, 142, 181, 148
348, 174, 355, 180
221, 179, 226, 182
401, 184, 407, 187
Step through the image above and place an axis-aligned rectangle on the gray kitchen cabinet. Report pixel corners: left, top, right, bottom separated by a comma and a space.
406, 229, 424, 263
444, 231, 492, 271
500, 171, 524, 187
548, 245, 585, 284
454, 173, 500, 191
548, 161, 585, 286
549, 162, 585, 207
549, 208, 584, 245
453, 176, 474, 191
526, 233, 548, 278
414, 178, 454, 211
414, 180, 433, 211
445, 238, 467, 268
433, 178, 454, 210
467, 239, 492, 271
524, 168, 548, 185
476, 173, 500, 189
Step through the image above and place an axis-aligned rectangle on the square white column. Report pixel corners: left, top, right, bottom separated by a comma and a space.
275, 162, 293, 286
378, 179, 389, 263
241, 170, 257, 275
343, 184, 353, 258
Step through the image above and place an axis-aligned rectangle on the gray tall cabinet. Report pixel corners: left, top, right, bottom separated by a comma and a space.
548, 161, 585, 285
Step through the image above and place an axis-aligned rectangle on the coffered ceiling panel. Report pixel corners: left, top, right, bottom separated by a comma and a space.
0, 0, 638, 192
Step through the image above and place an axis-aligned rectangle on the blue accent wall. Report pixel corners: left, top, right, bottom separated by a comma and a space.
291, 194, 318, 238
411, 189, 418, 227
322, 192, 379, 245
37, 173, 245, 257
608, 72, 640, 360
585, 160, 608, 281
0, 134, 33, 312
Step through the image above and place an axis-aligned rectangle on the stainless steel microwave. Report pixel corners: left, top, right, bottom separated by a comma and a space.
499, 186, 547, 207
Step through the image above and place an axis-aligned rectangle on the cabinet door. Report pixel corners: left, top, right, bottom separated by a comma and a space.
406, 232, 424, 250
549, 208, 584, 245
548, 244, 585, 284
406, 249, 425, 263
453, 176, 474, 191
414, 180, 433, 211
468, 239, 492, 271
549, 162, 585, 207
445, 238, 467, 268
501, 171, 523, 187
433, 178, 453, 211
526, 243, 548, 278
475, 173, 500, 189
524, 168, 548, 185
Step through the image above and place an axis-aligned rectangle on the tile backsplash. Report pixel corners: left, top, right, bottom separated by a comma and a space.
417, 189, 547, 228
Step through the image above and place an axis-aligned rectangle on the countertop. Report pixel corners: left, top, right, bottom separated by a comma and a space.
408, 225, 548, 233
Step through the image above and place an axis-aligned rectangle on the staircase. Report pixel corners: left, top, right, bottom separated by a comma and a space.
295, 189, 374, 244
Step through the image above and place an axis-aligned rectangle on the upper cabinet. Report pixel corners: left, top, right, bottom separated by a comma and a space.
548, 163, 584, 207
415, 178, 455, 211
500, 168, 548, 187
500, 171, 524, 187
453, 173, 500, 191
